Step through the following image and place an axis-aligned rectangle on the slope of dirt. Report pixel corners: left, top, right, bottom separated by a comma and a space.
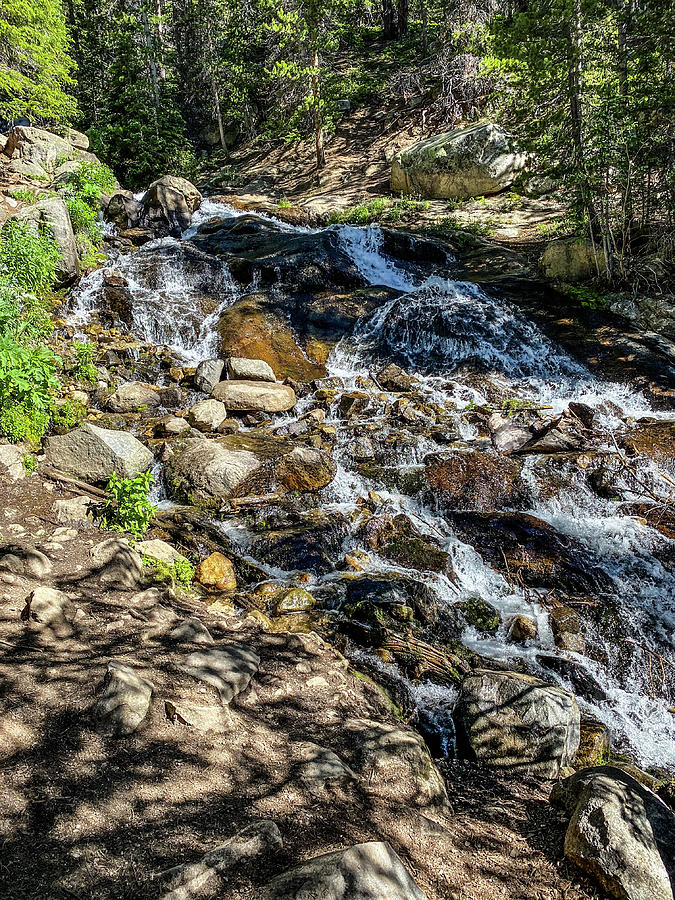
0, 470, 606, 900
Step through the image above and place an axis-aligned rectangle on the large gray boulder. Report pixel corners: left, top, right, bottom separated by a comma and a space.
15, 196, 79, 285
194, 358, 225, 393
344, 718, 448, 807
141, 175, 202, 236
212, 380, 296, 413
3, 126, 73, 178
166, 437, 264, 504
107, 382, 162, 413
551, 766, 675, 900
44, 423, 154, 483
456, 669, 580, 778
262, 842, 428, 900
539, 240, 608, 281
391, 123, 529, 201
181, 645, 260, 705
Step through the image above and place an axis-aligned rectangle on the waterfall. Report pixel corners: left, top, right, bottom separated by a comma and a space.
67, 204, 675, 771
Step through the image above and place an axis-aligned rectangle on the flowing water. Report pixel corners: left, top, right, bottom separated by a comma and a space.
69, 200, 675, 772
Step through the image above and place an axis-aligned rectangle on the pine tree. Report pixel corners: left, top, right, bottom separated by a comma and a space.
0, 0, 77, 123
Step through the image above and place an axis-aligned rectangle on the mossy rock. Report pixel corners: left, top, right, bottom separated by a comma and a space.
460, 596, 501, 634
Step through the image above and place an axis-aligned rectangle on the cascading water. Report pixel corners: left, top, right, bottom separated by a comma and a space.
68, 202, 675, 772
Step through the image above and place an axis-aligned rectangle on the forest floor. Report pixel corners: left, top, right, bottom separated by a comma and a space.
206, 102, 566, 251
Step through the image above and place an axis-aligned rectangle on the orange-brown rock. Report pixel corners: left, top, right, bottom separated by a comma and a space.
195, 552, 237, 592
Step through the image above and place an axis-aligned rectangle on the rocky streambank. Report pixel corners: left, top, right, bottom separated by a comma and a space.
1, 158, 675, 900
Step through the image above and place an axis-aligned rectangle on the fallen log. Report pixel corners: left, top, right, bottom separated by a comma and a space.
41, 466, 108, 500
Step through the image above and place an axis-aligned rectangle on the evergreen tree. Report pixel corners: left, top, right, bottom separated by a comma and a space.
0, 0, 77, 123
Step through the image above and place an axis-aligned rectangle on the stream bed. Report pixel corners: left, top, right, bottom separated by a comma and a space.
69, 198, 675, 774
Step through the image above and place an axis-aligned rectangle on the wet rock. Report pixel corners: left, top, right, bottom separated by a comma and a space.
344, 718, 448, 807
621, 419, 675, 463
195, 552, 237, 592
155, 415, 190, 437
166, 437, 264, 504
577, 718, 611, 768
194, 358, 225, 393
345, 573, 439, 626
93, 660, 154, 736
251, 512, 348, 575
507, 615, 538, 642
44, 423, 154, 483
0, 444, 27, 481
551, 605, 586, 653
425, 449, 528, 511
212, 379, 296, 413
0, 546, 52, 579
392, 123, 528, 200
226, 357, 276, 382
217, 297, 326, 383
142, 175, 202, 236
338, 390, 370, 418
456, 669, 580, 777
262, 841, 428, 900
551, 766, 675, 900
449, 511, 612, 595
21, 587, 73, 638
106, 191, 142, 230
459, 596, 501, 634
181, 645, 260, 704
488, 412, 534, 453
254, 584, 317, 615
187, 399, 227, 432
101, 270, 135, 326
160, 821, 282, 900
90, 537, 144, 590
108, 381, 162, 413
377, 363, 416, 392
277, 447, 336, 492
53, 495, 92, 525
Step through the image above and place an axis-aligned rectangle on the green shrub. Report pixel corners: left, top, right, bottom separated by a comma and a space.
10, 189, 37, 205
51, 398, 87, 433
65, 195, 101, 241
73, 340, 98, 383
0, 287, 53, 343
0, 219, 59, 294
101, 471, 156, 537
60, 160, 117, 197
0, 334, 61, 411
22, 454, 37, 474
0, 404, 50, 444
143, 555, 195, 589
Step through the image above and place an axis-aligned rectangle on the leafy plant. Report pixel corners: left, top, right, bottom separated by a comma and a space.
22, 454, 37, 474
10, 189, 37, 205
0, 404, 50, 444
0, 288, 52, 343
0, 335, 61, 412
0, 219, 59, 295
142, 555, 195, 589
51, 398, 87, 432
277, 198, 293, 208
565, 285, 609, 310
73, 340, 98, 383
101, 471, 156, 537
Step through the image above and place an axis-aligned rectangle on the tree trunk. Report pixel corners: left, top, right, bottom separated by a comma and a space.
311, 47, 326, 168
397, 0, 409, 37
140, 3, 161, 128
205, 25, 228, 155
382, 0, 396, 38
420, 0, 429, 55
